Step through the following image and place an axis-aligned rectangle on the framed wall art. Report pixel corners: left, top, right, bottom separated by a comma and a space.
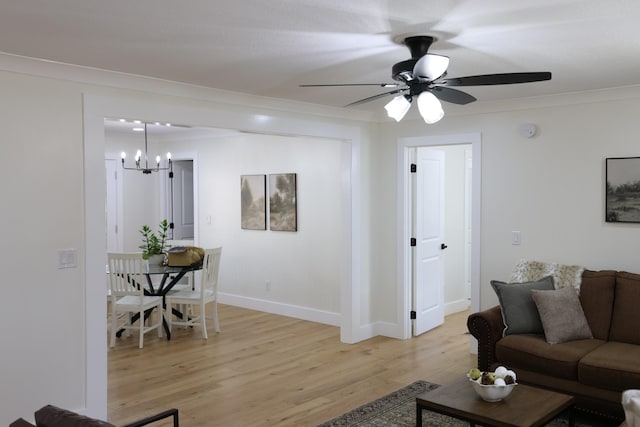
605, 157, 640, 223
240, 174, 266, 230
269, 173, 297, 231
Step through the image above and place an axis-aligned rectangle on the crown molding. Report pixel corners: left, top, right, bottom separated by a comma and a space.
0, 51, 377, 123
4, 51, 640, 125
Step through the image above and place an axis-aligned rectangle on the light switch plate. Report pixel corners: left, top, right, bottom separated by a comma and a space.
511, 231, 521, 245
58, 248, 78, 269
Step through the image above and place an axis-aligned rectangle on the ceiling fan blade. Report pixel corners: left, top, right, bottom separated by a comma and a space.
300, 83, 399, 88
442, 72, 552, 86
429, 87, 477, 105
345, 88, 407, 107
413, 54, 450, 81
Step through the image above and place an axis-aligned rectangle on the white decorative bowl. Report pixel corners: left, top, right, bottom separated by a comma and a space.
469, 377, 517, 402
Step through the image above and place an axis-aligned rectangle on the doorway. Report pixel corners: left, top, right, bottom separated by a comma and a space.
397, 133, 481, 340
166, 159, 195, 241
411, 145, 472, 336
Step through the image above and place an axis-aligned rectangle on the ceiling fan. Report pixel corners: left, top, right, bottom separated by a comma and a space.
300, 35, 552, 123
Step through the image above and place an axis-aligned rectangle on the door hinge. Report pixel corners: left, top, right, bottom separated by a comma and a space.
410, 237, 416, 247
410, 310, 416, 319
410, 163, 417, 173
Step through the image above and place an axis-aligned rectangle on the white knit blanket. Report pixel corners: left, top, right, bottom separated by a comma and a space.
510, 259, 584, 292
624, 390, 640, 427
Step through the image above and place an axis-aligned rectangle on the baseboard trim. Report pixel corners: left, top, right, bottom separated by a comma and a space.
218, 292, 340, 327
445, 299, 470, 316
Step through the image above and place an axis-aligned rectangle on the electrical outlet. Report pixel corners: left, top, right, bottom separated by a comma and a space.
265, 280, 271, 292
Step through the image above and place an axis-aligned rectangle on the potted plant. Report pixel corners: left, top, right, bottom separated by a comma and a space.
139, 219, 169, 264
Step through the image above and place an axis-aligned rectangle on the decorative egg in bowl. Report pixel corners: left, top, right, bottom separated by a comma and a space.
467, 366, 517, 402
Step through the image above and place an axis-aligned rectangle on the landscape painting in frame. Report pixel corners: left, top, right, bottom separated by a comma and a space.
606, 157, 640, 223
269, 173, 297, 231
240, 175, 266, 230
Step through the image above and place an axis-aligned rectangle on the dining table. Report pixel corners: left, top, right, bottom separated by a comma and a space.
115, 262, 203, 340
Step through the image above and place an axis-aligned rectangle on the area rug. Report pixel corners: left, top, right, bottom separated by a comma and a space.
317, 380, 621, 427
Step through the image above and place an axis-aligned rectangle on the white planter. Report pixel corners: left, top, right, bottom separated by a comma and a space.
146, 254, 165, 265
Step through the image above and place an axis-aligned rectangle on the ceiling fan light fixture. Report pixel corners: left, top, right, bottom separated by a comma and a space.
384, 95, 412, 122
417, 91, 444, 124
414, 54, 450, 81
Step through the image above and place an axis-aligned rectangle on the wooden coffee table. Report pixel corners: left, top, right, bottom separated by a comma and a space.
415, 378, 574, 427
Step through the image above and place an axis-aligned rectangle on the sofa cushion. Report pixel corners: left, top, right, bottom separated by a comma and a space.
579, 342, 640, 392
609, 272, 640, 345
495, 334, 605, 381
532, 286, 593, 344
579, 270, 616, 340
34, 405, 115, 427
490, 276, 555, 336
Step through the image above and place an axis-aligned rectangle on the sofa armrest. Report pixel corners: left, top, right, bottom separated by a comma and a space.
121, 408, 179, 427
467, 305, 504, 371
10, 419, 36, 427
34, 405, 115, 427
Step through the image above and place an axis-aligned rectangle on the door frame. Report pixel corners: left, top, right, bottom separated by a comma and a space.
104, 156, 124, 252
83, 93, 362, 419
397, 133, 482, 339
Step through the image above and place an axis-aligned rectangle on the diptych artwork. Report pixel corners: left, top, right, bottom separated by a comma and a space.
240, 175, 266, 230
240, 173, 297, 231
269, 173, 297, 231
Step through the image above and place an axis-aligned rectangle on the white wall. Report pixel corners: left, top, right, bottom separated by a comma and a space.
106, 130, 344, 315
160, 132, 344, 315
1, 70, 87, 423
378, 92, 640, 313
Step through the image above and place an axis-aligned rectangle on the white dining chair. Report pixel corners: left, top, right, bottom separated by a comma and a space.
166, 247, 222, 339
107, 252, 164, 348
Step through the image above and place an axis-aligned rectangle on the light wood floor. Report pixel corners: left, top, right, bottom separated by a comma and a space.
108, 304, 476, 427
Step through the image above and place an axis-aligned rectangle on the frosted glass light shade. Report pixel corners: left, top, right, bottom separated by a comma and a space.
384, 95, 412, 122
413, 54, 450, 80
417, 92, 444, 124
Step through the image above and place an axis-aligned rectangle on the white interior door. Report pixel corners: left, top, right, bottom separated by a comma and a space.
413, 148, 445, 336
170, 160, 194, 240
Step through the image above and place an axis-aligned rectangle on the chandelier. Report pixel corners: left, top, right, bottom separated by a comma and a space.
121, 122, 172, 174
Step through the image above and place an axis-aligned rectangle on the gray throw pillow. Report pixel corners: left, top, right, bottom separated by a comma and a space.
531, 286, 593, 344
490, 276, 555, 336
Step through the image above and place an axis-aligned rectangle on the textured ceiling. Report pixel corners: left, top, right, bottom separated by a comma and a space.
2, 0, 640, 113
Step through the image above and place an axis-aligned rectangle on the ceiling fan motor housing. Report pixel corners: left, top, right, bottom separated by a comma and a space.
392, 35, 436, 82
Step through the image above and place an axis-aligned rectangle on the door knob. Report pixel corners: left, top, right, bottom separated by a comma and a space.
441, 243, 448, 250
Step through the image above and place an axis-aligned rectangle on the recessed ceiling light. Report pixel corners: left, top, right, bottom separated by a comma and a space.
132, 127, 144, 132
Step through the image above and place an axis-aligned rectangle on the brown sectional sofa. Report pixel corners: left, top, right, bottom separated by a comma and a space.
468, 269, 640, 419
